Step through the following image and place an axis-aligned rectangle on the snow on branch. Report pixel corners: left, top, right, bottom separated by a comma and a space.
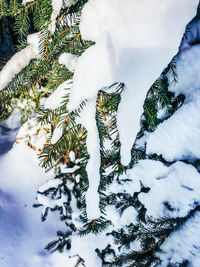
0, 33, 39, 91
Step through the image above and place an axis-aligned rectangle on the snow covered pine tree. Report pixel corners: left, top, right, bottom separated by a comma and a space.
1, 0, 200, 266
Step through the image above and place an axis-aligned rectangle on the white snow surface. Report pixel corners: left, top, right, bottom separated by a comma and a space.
168, 44, 200, 101
51, 124, 63, 144
146, 44, 200, 162
158, 211, 200, 266
0, 33, 39, 91
22, 0, 34, 4
37, 192, 68, 212
60, 165, 80, 174
69, 151, 75, 162
15, 118, 51, 153
119, 206, 138, 226
146, 93, 200, 162
49, 0, 63, 33
0, 143, 71, 267
64, 0, 78, 7
50, 0, 78, 33
77, 99, 101, 219
59, 53, 78, 72
68, 0, 198, 166
44, 80, 71, 110
0, 139, 108, 267
122, 160, 200, 218
1, 110, 21, 129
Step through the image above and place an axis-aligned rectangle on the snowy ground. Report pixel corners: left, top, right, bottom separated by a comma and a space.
0, 127, 110, 266
0, 126, 77, 267
0, 125, 18, 155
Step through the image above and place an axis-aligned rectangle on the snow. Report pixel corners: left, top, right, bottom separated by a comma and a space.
75, 174, 80, 183
125, 160, 200, 218
146, 44, 200, 162
68, 44, 113, 109
2, 136, 114, 267
44, 80, 71, 110
0, 128, 92, 267
179, 16, 200, 51
146, 93, 200, 162
105, 205, 121, 228
60, 165, 79, 174
119, 206, 138, 226
59, 53, 78, 72
69, 232, 113, 267
168, 44, 200, 101
0, 143, 69, 267
103, 165, 115, 176
64, 0, 78, 7
49, 0, 78, 33
37, 192, 68, 211
49, 0, 63, 33
0, 133, 111, 266
22, 0, 34, 4
69, 151, 75, 162
15, 118, 51, 153
0, 33, 39, 91
0, 126, 18, 156
158, 211, 200, 266
0, 110, 20, 130
77, 99, 101, 220
51, 125, 63, 144
68, 0, 198, 166
0, 110, 21, 155
38, 178, 63, 193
